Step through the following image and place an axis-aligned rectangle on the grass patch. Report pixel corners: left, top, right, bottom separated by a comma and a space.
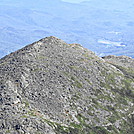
71, 76, 83, 88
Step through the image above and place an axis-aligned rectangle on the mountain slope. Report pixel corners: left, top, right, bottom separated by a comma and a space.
0, 36, 134, 134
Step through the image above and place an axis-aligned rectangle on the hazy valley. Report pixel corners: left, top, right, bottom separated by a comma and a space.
0, 0, 134, 58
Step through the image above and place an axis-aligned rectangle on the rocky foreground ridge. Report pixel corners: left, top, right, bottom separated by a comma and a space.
0, 36, 134, 134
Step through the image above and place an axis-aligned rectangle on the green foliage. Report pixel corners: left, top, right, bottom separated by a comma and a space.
23, 100, 30, 108
85, 78, 92, 85
5, 130, 11, 133
92, 126, 109, 134
108, 115, 117, 123
71, 92, 81, 101
71, 76, 83, 88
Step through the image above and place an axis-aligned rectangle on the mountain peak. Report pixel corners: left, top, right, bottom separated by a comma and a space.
1, 36, 96, 63
26, 36, 67, 49
38, 36, 65, 43
0, 37, 134, 134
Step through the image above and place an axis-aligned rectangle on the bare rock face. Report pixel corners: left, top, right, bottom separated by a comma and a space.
0, 36, 134, 134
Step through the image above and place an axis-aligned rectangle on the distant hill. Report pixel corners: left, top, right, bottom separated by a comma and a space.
0, 36, 134, 133
0, 0, 134, 58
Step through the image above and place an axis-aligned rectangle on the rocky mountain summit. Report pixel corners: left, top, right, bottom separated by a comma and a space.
0, 36, 134, 134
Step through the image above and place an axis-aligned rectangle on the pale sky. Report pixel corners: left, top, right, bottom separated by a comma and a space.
62, 0, 90, 3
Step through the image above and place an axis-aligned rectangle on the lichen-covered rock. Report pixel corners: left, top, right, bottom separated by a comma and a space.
0, 36, 134, 134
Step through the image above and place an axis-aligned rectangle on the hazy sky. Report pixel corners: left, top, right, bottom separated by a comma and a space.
62, 0, 90, 3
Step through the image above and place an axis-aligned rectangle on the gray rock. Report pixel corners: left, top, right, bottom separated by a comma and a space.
0, 36, 134, 134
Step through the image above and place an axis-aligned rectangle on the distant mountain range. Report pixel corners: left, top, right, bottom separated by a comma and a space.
0, 36, 134, 133
0, 0, 134, 58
